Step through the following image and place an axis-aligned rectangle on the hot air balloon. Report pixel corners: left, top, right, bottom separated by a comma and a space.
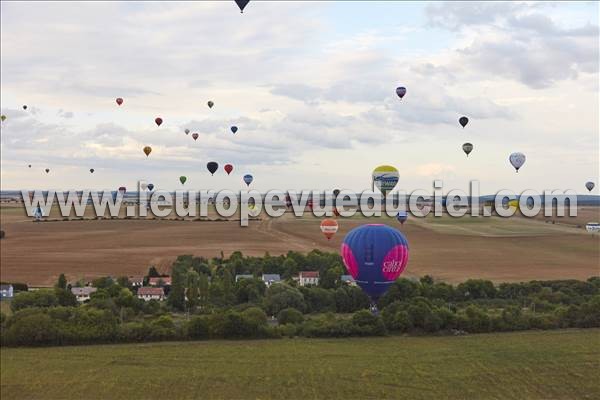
231, 126, 238, 134
396, 86, 406, 99
116, 98, 123, 106
207, 162, 218, 175
243, 174, 253, 186
340, 224, 409, 302
22, 105, 28, 110
185, 129, 190, 135
28, 164, 32, 168
459, 116, 469, 128
141, 182, 148, 191
224, 164, 233, 175
462, 142, 474, 157
90, 168, 95, 173
235, 0, 250, 13
509, 152, 526, 173
397, 211, 408, 225
585, 181, 595, 192
143, 146, 152, 157
1, 115, 6, 121
180, 176, 187, 185
192, 133, 199, 141
155, 117, 163, 127
118, 187, 126, 196
45, 168, 50, 173
372, 165, 399, 197
320, 219, 339, 240
208, 101, 214, 108
147, 183, 154, 191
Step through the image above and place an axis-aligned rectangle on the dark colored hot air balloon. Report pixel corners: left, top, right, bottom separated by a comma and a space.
231, 126, 238, 134
28, 164, 32, 168
396, 86, 406, 99
459, 116, 469, 128
208, 101, 214, 108
155, 117, 163, 127
192, 133, 199, 141
243, 174, 253, 186
45, 168, 50, 173
90, 168, 95, 173
116, 98, 123, 106
22, 105, 28, 110
118, 187, 126, 194
235, 0, 250, 13
147, 183, 154, 191
397, 211, 408, 225
1, 115, 6, 122
585, 181, 595, 192
180, 176, 187, 185
224, 164, 233, 175
143, 146, 152, 157
462, 142, 474, 157
207, 162, 218, 175
185, 129, 190, 135
341, 224, 409, 302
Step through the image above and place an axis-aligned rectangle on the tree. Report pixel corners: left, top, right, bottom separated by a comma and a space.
56, 273, 67, 290
264, 284, 306, 316
55, 288, 77, 307
277, 308, 304, 325
198, 273, 209, 307
186, 271, 200, 311
11, 290, 58, 312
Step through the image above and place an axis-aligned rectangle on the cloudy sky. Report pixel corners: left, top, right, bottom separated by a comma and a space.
1, 1, 598, 194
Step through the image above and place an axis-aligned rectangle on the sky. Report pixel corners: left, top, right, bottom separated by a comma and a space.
1, 1, 598, 195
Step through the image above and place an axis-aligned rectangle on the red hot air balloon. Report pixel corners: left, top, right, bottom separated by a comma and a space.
116, 98, 123, 106
224, 164, 233, 175
320, 219, 339, 240
155, 117, 163, 127
192, 133, 199, 141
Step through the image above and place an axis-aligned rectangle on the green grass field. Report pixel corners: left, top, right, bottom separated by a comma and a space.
2, 329, 599, 399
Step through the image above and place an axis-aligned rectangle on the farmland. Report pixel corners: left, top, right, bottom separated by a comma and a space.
1, 204, 598, 286
1, 329, 599, 400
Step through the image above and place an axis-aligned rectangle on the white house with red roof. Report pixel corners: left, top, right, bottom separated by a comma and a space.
298, 271, 319, 287
137, 287, 165, 301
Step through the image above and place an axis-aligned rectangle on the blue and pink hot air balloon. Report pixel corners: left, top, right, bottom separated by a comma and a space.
340, 224, 409, 302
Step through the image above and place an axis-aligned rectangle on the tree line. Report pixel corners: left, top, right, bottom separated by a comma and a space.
1, 250, 599, 346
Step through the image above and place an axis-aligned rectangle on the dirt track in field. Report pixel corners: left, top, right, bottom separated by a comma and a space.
0, 205, 598, 286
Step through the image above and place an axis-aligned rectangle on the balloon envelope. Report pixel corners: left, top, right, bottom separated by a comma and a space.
185, 129, 190, 135
396, 86, 406, 99
180, 176, 187, 185
28, 164, 32, 168
459, 116, 469, 128
340, 224, 409, 301
143, 146, 152, 156
45, 168, 50, 173
231, 126, 238, 134
116, 98, 123, 106
509, 152, 526, 172
90, 168, 95, 173
118, 186, 126, 194
23, 105, 28, 110
192, 133, 199, 141
208, 101, 214, 108
462, 142, 474, 156
372, 165, 399, 196
320, 219, 339, 240
207, 162, 218, 175
243, 174, 253, 186
224, 164, 233, 175
397, 211, 408, 225
0, 115, 6, 121
147, 184, 154, 191
155, 117, 163, 127
585, 181, 595, 192
235, 0, 250, 12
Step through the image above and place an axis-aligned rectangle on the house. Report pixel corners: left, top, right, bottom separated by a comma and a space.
298, 271, 319, 287
137, 287, 165, 301
128, 276, 144, 287
0, 284, 14, 299
261, 274, 281, 286
341, 275, 356, 286
148, 276, 171, 286
235, 274, 254, 282
71, 286, 97, 302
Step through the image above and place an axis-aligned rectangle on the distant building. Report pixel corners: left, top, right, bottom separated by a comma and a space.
148, 276, 171, 286
262, 274, 281, 286
298, 271, 319, 287
71, 286, 97, 302
0, 284, 14, 299
341, 275, 356, 286
129, 276, 144, 287
137, 287, 165, 301
235, 274, 254, 282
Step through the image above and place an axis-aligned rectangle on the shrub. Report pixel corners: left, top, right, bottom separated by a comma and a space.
187, 316, 209, 339
11, 290, 58, 312
277, 308, 304, 325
